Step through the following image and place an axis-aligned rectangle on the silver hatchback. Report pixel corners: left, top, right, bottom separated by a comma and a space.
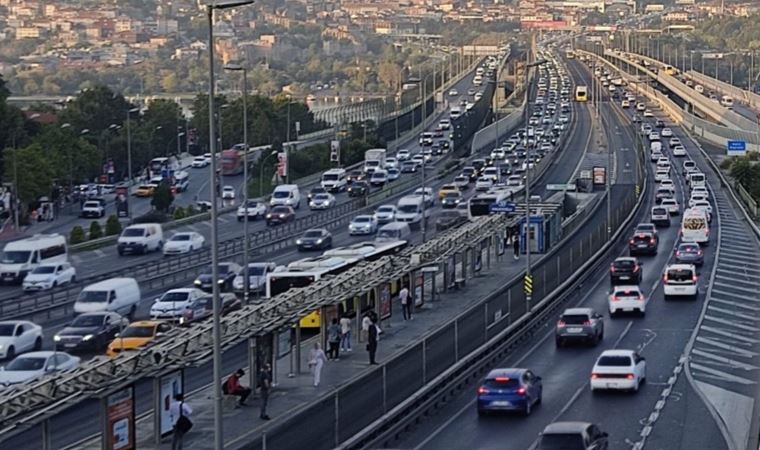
555, 308, 604, 347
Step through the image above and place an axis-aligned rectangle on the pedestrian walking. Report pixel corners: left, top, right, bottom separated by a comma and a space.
399, 286, 412, 320
308, 342, 328, 387
339, 314, 352, 352
513, 234, 520, 260
223, 368, 252, 407
367, 316, 379, 365
258, 363, 272, 420
327, 318, 341, 360
169, 393, 193, 450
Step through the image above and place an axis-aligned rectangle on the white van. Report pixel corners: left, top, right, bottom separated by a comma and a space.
688, 172, 706, 189
650, 141, 662, 153
396, 195, 427, 228
321, 168, 347, 192
0, 234, 68, 285
269, 184, 301, 209
172, 171, 190, 192
74, 277, 141, 318
681, 208, 710, 245
117, 223, 164, 256
375, 222, 412, 242
663, 264, 698, 300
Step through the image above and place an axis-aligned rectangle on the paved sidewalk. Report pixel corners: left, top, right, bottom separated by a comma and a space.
77, 246, 530, 450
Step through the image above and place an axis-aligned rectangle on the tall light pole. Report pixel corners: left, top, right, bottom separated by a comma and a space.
205, 2, 254, 450
225, 63, 251, 302
126, 107, 139, 187
260, 150, 278, 196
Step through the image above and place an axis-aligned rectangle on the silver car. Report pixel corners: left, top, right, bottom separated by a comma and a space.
555, 308, 604, 347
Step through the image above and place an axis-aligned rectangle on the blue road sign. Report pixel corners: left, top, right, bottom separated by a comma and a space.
489, 201, 516, 213
727, 140, 746, 156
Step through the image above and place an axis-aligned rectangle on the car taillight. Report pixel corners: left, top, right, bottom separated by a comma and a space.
638, 294, 645, 301
517, 387, 527, 395
629, 239, 635, 244
611, 295, 619, 301
557, 320, 566, 327
692, 275, 698, 282
583, 320, 591, 326
663, 274, 669, 283
478, 386, 489, 395
634, 265, 640, 272
626, 374, 635, 380
675, 251, 681, 257
610, 265, 616, 273
591, 373, 599, 379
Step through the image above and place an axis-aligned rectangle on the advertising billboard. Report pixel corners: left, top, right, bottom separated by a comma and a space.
159, 371, 184, 437
105, 386, 135, 450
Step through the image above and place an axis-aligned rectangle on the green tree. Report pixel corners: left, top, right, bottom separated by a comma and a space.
151, 181, 174, 212
59, 85, 133, 139
105, 215, 122, 236
89, 221, 103, 240
173, 206, 186, 220
70, 226, 85, 245
3, 144, 55, 204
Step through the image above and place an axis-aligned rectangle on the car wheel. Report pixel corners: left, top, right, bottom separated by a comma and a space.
6, 346, 15, 360
556, 337, 563, 347
477, 408, 487, 417
34, 337, 42, 351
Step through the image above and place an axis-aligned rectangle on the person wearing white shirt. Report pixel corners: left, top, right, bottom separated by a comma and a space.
169, 393, 193, 450
399, 286, 412, 320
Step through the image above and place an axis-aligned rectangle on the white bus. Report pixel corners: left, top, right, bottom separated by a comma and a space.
0, 234, 68, 284
720, 95, 734, 109
681, 208, 710, 245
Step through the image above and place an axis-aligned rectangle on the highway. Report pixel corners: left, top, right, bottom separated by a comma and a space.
1, 57, 513, 450
399, 56, 735, 450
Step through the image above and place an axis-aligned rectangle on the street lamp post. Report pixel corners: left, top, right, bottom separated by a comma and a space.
126, 107, 140, 193
205, 2, 254, 450
260, 150, 278, 196
225, 63, 251, 302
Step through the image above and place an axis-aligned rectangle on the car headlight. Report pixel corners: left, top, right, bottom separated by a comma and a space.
179, 317, 187, 325
82, 334, 94, 341
266, 214, 272, 218
218, 279, 225, 284
296, 239, 302, 245
194, 280, 202, 285
316, 239, 323, 244
53, 336, 61, 342
279, 214, 286, 218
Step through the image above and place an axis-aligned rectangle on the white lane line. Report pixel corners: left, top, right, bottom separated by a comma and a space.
701, 325, 760, 344
696, 336, 758, 358
550, 383, 586, 424
690, 362, 757, 385
708, 305, 760, 321
716, 269, 760, 281
704, 315, 758, 332
712, 281, 760, 296
613, 320, 634, 349
711, 288, 760, 302
692, 348, 760, 371
710, 298, 760, 312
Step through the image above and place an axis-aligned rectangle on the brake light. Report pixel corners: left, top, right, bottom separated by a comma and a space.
517, 387, 527, 396
692, 275, 698, 282
626, 374, 635, 380
629, 239, 635, 244
557, 320, 566, 327
634, 265, 640, 272
478, 386, 489, 395
583, 320, 591, 326
663, 273, 669, 283
591, 373, 599, 379
610, 265, 616, 273
611, 295, 619, 302
494, 376, 510, 382
676, 251, 681, 257
638, 294, 645, 301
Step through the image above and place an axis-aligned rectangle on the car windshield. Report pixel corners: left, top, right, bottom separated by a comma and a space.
159, 292, 189, 302
246, 266, 266, 276
561, 314, 590, 325
444, 193, 460, 199
598, 355, 632, 366
538, 434, 586, 449
667, 269, 693, 282
398, 205, 418, 213
323, 174, 339, 181
354, 217, 371, 223
0, 324, 15, 336
122, 228, 144, 237
314, 194, 330, 201
120, 325, 155, 338
78, 290, 108, 303
303, 231, 323, 238
483, 378, 520, 389
679, 244, 700, 253
6, 357, 46, 371
171, 234, 191, 241
31, 266, 56, 274
273, 191, 289, 199
377, 206, 394, 213
271, 207, 290, 214
71, 315, 105, 327
614, 259, 635, 269
1, 251, 30, 264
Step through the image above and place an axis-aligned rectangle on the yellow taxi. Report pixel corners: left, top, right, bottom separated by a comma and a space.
438, 184, 460, 200
134, 184, 157, 197
106, 320, 171, 357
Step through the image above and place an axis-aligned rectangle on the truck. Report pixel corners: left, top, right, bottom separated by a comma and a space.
364, 148, 387, 175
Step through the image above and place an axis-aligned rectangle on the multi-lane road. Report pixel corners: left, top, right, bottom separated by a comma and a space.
397, 55, 749, 450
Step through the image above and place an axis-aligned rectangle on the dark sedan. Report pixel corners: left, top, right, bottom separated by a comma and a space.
348, 181, 370, 197
675, 243, 704, 266
265, 206, 295, 226
610, 257, 642, 284
296, 228, 333, 251
307, 186, 327, 200
441, 192, 463, 209
193, 262, 242, 292
436, 210, 467, 231
54, 312, 128, 352
347, 170, 365, 183
180, 293, 241, 325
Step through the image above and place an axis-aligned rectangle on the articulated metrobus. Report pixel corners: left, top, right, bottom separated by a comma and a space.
575, 86, 588, 102
265, 240, 408, 328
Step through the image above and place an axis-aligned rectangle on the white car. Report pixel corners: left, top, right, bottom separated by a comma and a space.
669, 137, 681, 148
621, 100, 630, 108
396, 149, 411, 161
222, 186, 236, 199
374, 205, 397, 224
387, 168, 400, 181
309, 193, 336, 210
385, 157, 399, 170
232, 262, 277, 294
609, 285, 647, 316
689, 193, 709, 208
150, 288, 208, 320
691, 186, 709, 198
691, 200, 713, 221
438, 119, 451, 130
643, 109, 654, 117
22, 262, 76, 292
0, 321, 43, 359
349, 215, 378, 235
237, 200, 267, 221
654, 170, 670, 182
191, 156, 208, 168
648, 132, 660, 141
636, 103, 646, 111
672, 145, 687, 157
475, 177, 494, 192
590, 349, 646, 393
413, 187, 435, 207
449, 89, 459, 96
163, 232, 205, 256
661, 128, 673, 138
660, 179, 674, 190
0, 351, 80, 387
663, 264, 699, 300
660, 198, 680, 215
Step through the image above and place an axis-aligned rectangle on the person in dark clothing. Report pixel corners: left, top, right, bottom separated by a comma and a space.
367, 317, 378, 365
327, 318, 341, 360
224, 368, 251, 407
258, 363, 272, 420
513, 233, 520, 260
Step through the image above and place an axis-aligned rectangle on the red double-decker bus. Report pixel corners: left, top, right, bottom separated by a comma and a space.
221, 148, 244, 176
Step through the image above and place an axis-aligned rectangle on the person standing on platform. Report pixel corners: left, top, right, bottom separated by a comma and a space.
308, 342, 328, 387
258, 363, 272, 420
367, 316, 379, 365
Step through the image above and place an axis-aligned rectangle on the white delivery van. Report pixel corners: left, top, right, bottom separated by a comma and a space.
321, 168, 347, 192
172, 171, 190, 192
681, 208, 710, 245
269, 184, 301, 209
688, 172, 706, 189
74, 277, 141, 318
395, 195, 427, 228
650, 141, 662, 153
375, 222, 412, 242
117, 223, 164, 256
0, 234, 68, 285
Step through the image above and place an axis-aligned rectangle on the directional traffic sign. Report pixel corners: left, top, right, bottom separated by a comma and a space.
727, 140, 746, 156
489, 201, 516, 213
